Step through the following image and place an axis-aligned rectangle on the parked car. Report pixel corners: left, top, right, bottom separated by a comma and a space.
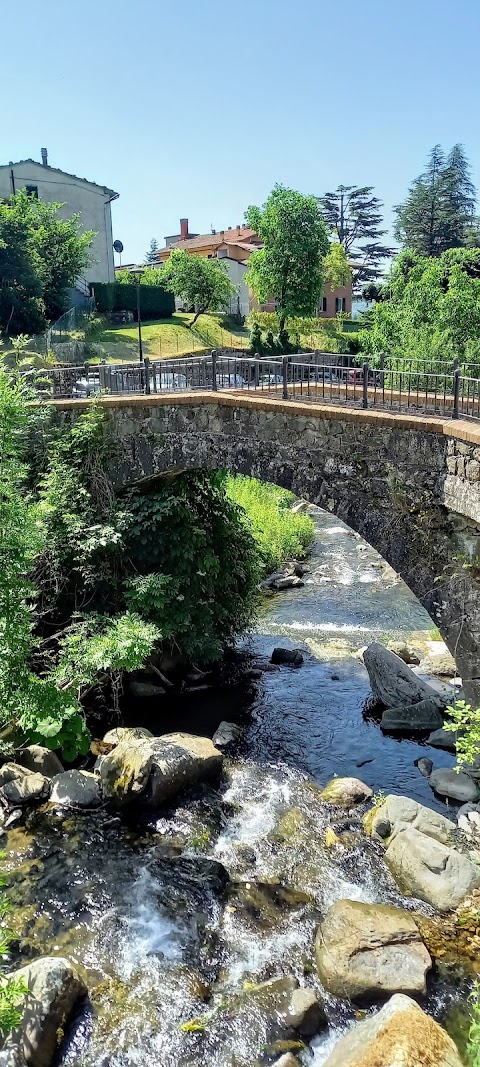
72, 373, 101, 398
259, 373, 283, 386
153, 371, 188, 391
215, 373, 245, 389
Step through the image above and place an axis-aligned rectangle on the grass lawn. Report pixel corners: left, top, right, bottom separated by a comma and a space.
96, 313, 249, 361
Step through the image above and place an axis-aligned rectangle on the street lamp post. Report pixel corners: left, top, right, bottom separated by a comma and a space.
131, 267, 144, 362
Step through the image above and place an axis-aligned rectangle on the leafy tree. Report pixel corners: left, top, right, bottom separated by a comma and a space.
394, 144, 477, 256
317, 185, 393, 290
361, 247, 480, 365
323, 242, 352, 290
116, 266, 166, 286
145, 237, 160, 265
160, 250, 235, 327
246, 185, 329, 331
0, 192, 94, 335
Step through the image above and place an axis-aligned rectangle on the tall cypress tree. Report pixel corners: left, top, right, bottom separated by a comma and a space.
144, 238, 160, 265
394, 144, 477, 255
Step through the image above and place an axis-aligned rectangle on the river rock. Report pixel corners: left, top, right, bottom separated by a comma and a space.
429, 767, 480, 803
0, 773, 50, 807
420, 649, 457, 676
15, 746, 64, 778
385, 825, 480, 911
323, 992, 464, 1067
144, 733, 224, 808
363, 642, 444, 708
415, 757, 433, 778
315, 900, 431, 1000
129, 680, 166, 698
273, 576, 305, 590
320, 777, 372, 806
212, 721, 242, 749
272, 1056, 300, 1067
388, 642, 421, 665
103, 726, 154, 744
380, 698, 444, 735
284, 987, 326, 1037
0, 764, 31, 787
270, 648, 304, 666
100, 734, 154, 805
365, 794, 454, 845
50, 770, 102, 809
4, 956, 87, 1067
427, 726, 457, 752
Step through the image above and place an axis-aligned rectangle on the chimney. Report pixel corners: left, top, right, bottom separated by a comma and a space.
41, 148, 48, 166
180, 218, 189, 241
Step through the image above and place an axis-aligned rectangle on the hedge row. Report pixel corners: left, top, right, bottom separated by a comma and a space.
92, 283, 174, 319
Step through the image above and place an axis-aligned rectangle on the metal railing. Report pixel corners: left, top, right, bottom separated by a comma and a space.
28, 352, 480, 421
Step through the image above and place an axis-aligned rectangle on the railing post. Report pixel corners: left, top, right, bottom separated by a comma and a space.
282, 356, 289, 400
254, 358, 260, 387
211, 349, 218, 391
453, 367, 460, 419
144, 356, 150, 395
362, 362, 369, 409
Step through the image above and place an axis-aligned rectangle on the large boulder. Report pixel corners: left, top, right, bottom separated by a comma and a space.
145, 733, 224, 808
212, 721, 242, 749
315, 900, 431, 1000
100, 734, 154, 805
364, 794, 454, 845
0, 764, 31, 788
420, 649, 457, 677
427, 726, 457, 752
323, 993, 464, 1067
50, 770, 102, 809
429, 767, 479, 803
320, 777, 372, 807
4, 956, 87, 1067
0, 773, 50, 808
363, 643, 444, 708
270, 648, 304, 667
380, 699, 444, 735
385, 825, 480, 911
102, 726, 153, 744
15, 746, 64, 778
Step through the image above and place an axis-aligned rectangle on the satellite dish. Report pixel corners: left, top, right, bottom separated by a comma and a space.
113, 239, 124, 254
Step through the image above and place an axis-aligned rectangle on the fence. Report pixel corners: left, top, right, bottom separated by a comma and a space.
30, 352, 480, 422
28, 300, 95, 356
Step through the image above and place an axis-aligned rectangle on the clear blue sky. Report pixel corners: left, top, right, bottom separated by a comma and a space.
3, 0, 479, 264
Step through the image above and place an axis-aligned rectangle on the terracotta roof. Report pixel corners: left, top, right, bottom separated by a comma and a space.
158, 227, 258, 255
1, 158, 118, 198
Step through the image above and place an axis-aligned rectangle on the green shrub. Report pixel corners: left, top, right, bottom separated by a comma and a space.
92, 283, 174, 320
226, 476, 315, 574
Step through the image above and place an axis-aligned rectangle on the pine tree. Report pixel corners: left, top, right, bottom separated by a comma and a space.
144, 238, 160, 265
394, 144, 477, 256
317, 185, 394, 291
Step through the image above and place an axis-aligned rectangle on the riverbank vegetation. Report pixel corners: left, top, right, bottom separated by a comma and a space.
0, 373, 316, 763
0, 376, 265, 760
226, 476, 315, 573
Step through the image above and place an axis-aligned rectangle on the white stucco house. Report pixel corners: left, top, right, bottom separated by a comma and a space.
0, 151, 119, 286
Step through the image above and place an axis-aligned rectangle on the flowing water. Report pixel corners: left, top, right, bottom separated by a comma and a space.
4, 507, 469, 1066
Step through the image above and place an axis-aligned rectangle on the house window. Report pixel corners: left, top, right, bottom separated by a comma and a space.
321, 297, 327, 313
335, 297, 346, 313
217, 248, 228, 258
25, 185, 38, 198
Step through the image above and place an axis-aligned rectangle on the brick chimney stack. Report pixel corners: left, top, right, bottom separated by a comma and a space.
180, 218, 189, 241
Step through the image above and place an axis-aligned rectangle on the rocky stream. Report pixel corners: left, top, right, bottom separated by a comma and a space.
2, 506, 479, 1067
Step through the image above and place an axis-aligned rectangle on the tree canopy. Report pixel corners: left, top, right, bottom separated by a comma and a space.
0, 191, 94, 335
317, 184, 393, 290
394, 144, 478, 256
160, 249, 235, 326
361, 247, 480, 365
245, 185, 329, 331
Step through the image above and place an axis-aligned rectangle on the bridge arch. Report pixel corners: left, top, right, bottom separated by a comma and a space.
54, 392, 480, 703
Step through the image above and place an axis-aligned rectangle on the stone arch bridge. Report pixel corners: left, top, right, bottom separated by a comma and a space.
52, 391, 480, 703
